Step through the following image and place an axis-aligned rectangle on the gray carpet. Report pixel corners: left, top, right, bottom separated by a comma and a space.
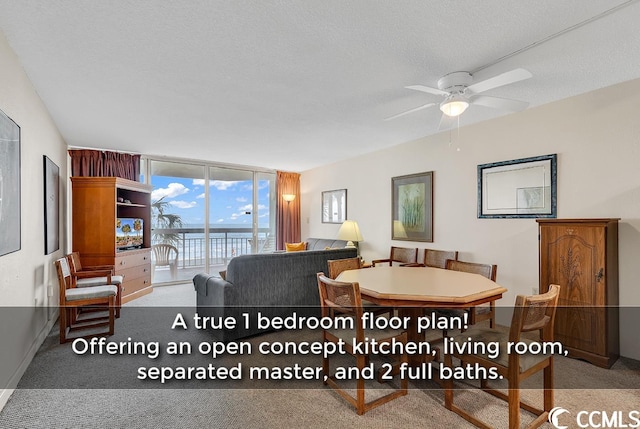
1, 283, 638, 428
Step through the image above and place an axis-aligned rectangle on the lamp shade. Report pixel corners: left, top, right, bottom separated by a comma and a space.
440, 94, 469, 117
337, 220, 363, 243
282, 194, 296, 202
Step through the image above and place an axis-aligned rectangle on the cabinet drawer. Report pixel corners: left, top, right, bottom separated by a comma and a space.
116, 250, 151, 269
118, 263, 151, 281
122, 275, 151, 296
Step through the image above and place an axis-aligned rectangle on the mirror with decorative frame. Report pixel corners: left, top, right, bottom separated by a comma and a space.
478, 154, 557, 219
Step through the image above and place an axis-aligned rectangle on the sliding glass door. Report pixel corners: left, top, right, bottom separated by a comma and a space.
145, 158, 275, 285
207, 167, 254, 271
256, 171, 276, 253
149, 160, 206, 284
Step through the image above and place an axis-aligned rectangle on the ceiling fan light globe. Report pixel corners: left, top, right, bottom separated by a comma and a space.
440, 97, 469, 117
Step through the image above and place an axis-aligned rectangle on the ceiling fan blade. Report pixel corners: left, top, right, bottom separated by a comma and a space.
384, 102, 436, 121
405, 84, 449, 96
471, 95, 529, 112
467, 68, 532, 94
438, 113, 457, 131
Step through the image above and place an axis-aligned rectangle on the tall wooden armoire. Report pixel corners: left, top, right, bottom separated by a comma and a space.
537, 218, 619, 368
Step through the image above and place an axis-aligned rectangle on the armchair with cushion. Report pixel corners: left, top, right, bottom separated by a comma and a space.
68, 251, 115, 273
55, 257, 118, 343
67, 252, 123, 318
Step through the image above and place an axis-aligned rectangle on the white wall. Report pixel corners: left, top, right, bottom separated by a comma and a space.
301, 77, 640, 360
0, 31, 68, 407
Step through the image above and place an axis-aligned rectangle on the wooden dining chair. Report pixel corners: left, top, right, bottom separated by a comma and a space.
445, 259, 497, 327
55, 257, 118, 344
327, 257, 361, 280
444, 284, 561, 429
68, 251, 114, 272
372, 246, 418, 266
67, 253, 123, 318
402, 249, 459, 269
327, 257, 393, 317
316, 273, 408, 415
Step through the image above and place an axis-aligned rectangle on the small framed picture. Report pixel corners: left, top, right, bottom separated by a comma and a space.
392, 172, 433, 242
322, 189, 347, 224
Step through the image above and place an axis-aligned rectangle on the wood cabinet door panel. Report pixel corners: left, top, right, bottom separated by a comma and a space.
540, 225, 605, 303
554, 307, 605, 353
540, 224, 606, 355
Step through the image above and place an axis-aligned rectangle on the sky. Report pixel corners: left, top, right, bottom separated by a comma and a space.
149, 175, 273, 229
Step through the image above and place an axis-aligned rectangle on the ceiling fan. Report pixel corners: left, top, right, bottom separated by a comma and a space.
386, 68, 533, 129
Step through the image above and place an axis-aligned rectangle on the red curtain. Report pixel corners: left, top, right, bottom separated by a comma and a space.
276, 171, 301, 250
69, 149, 141, 181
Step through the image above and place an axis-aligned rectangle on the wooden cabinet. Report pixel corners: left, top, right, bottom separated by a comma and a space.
537, 218, 619, 368
71, 177, 153, 303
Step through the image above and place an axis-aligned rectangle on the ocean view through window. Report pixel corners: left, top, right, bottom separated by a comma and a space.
145, 158, 276, 284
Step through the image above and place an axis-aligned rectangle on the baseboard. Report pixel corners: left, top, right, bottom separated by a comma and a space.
0, 309, 58, 412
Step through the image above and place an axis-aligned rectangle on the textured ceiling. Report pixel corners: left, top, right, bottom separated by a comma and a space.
1, 1, 640, 171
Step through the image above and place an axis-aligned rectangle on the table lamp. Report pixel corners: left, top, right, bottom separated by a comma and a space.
337, 220, 363, 255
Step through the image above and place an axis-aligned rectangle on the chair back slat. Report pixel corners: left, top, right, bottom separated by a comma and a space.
55, 258, 71, 283
424, 249, 458, 269
445, 259, 497, 281
390, 247, 418, 264
69, 252, 83, 271
317, 273, 363, 319
67, 253, 80, 275
510, 284, 560, 342
327, 257, 361, 279
55, 258, 73, 306
521, 301, 552, 331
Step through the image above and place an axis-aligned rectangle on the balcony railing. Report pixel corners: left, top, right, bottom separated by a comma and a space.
151, 227, 273, 269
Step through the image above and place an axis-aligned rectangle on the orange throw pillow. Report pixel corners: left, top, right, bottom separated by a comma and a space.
285, 242, 307, 252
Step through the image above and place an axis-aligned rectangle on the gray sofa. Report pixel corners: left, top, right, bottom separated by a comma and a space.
193, 242, 356, 341
305, 237, 349, 250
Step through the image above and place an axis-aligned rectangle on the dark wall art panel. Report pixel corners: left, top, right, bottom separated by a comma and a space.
44, 156, 60, 254
0, 108, 20, 257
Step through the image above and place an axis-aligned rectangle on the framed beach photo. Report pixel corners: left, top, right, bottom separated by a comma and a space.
322, 189, 347, 223
392, 172, 433, 242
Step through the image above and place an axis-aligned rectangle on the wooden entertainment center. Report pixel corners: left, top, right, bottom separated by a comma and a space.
71, 177, 153, 303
